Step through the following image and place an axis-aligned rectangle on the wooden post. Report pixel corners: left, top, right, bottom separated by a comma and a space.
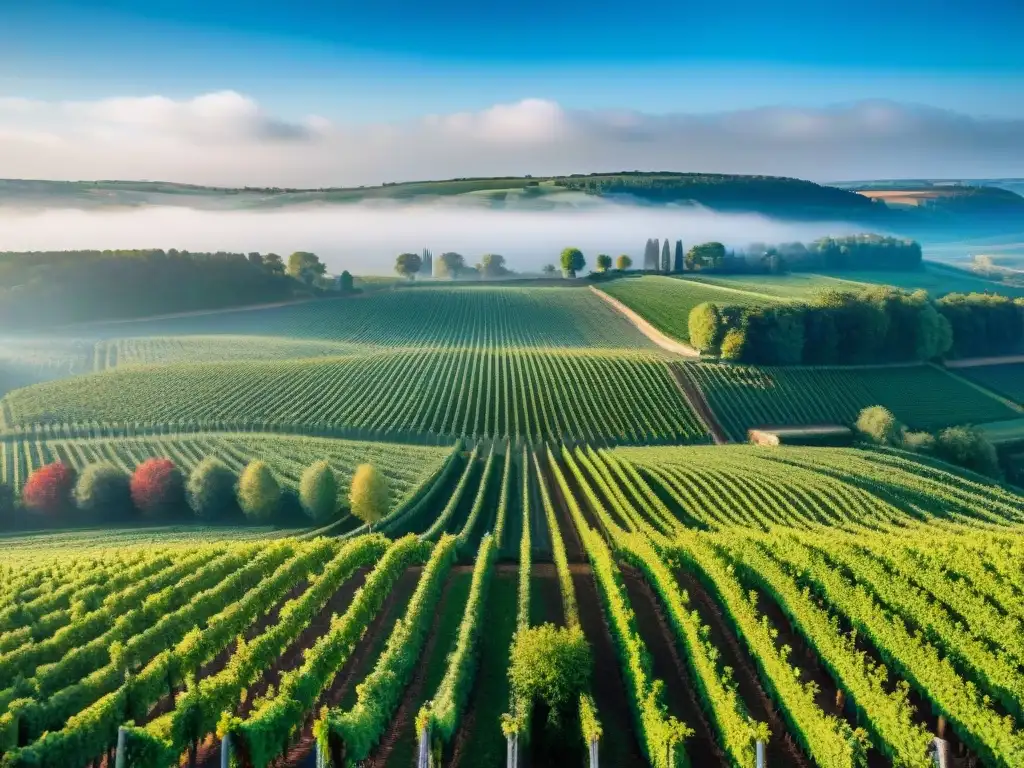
835, 689, 846, 711
114, 727, 127, 768
936, 715, 947, 739
221, 733, 231, 768
756, 740, 766, 768
932, 737, 950, 768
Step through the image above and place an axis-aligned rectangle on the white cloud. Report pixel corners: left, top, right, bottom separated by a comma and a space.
0, 92, 1022, 185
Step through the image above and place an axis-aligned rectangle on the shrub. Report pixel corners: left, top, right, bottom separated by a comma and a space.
300, 460, 340, 523
237, 460, 281, 523
855, 406, 902, 446
74, 463, 133, 520
130, 458, 185, 518
187, 458, 237, 520
349, 463, 389, 531
902, 430, 936, 453
688, 302, 723, 355
719, 328, 747, 361
23, 462, 76, 517
935, 426, 1002, 478
508, 623, 591, 730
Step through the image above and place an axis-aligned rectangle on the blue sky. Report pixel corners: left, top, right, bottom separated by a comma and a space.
4, 0, 1024, 119
1, 0, 1022, 183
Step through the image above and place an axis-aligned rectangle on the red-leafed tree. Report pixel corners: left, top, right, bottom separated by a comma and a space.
130, 458, 185, 518
23, 462, 77, 516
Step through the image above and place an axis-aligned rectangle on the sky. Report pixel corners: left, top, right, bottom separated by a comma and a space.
2, 0, 1023, 185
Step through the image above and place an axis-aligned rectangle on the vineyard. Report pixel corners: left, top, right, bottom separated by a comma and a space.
958, 363, 1024, 407
1, 443, 1023, 768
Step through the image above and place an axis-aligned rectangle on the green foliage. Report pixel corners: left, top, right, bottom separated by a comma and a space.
437, 252, 466, 278
286, 251, 326, 284
237, 460, 282, 523
478, 253, 509, 278
339, 270, 354, 292
902, 430, 937, 453
299, 460, 340, 523
73, 463, 132, 519
595, 254, 612, 272
719, 327, 747, 361
856, 406, 902, 446
349, 463, 389, 530
395, 252, 423, 280
186, 457, 237, 520
560, 247, 585, 278
508, 623, 592, 729
616, 254, 632, 271
687, 302, 723, 355
686, 242, 726, 271
935, 425, 1002, 478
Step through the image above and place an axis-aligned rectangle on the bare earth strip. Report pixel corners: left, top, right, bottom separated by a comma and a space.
945, 354, 1024, 368
589, 285, 700, 357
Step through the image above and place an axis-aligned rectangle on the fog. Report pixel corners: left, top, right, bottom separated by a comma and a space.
0, 200, 869, 274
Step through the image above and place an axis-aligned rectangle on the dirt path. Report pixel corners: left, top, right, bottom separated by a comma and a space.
530, 564, 566, 627
571, 571, 647, 766
621, 566, 727, 767
669, 363, 730, 444
588, 286, 700, 357
945, 354, 1024, 368
673, 569, 812, 768
536, 456, 585, 564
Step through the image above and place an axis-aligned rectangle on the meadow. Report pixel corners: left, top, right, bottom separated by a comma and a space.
2, 280, 1024, 768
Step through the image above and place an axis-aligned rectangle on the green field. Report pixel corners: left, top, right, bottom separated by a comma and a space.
681, 361, 1017, 440
820, 262, 1024, 298
958, 363, 1024, 405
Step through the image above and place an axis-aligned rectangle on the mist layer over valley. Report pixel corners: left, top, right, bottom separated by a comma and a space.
0, 197, 866, 274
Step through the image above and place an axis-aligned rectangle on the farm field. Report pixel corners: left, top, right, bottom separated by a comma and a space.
957, 362, 1024, 405
2, 445, 1023, 768
679, 361, 1017, 441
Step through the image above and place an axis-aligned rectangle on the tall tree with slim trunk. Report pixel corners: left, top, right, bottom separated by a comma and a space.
661, 239, 671, 273
421, 248, 433, 277
673, 240, 684, 273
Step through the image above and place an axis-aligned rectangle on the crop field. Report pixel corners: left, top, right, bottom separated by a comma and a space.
958, 362, 1024, 405
0, 432, 449, 497
598, 276, 777, 342
3, 348, 708, 445
679, 361, 1017, 440
2, 445, 1023, 768
819, 263, 1024, 298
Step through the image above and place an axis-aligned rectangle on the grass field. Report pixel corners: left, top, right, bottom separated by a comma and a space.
680, 361, 1017, 440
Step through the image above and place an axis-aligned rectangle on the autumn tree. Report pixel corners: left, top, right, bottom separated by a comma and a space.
615, 255, 632, 271
300, 460, 340, 523
559, 247, 585, 278
394, 252, 423, 280
23, 462, 76, 517
688, 303, 723, 355
349, 463, 389, 531
130, 458, 185, 518
238, 460, 281, 523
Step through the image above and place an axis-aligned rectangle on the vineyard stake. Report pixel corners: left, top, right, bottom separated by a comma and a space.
114, 727, 127, 768
417, 726, 431, 768
221, 733, 231, 768
756, 740, 766, 768
932, 737, 950, 768
506, 732, 518, 768
589, 736, 599, 768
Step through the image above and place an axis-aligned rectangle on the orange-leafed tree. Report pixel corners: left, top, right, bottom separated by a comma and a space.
23, 462, 77, 516
131, 458, 185, 518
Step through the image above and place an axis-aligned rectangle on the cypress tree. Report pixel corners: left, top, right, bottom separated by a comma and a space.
674, 240, 684, 273
661, 239, 671, 273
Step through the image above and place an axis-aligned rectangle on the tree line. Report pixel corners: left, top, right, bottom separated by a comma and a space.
0, 249, 346, 328
689, 287, 1024, 365
394, 250, 513, 280
0, 455, 390, 532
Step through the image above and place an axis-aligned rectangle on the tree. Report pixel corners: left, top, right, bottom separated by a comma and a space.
686, 242, 726, 271
287, 251, 326, 284
131, 459, 184, 518
247, 252, 263, 266
855, 406, 902, 446
673, 240, 684, 273
719, 328, 747, 361
915, 302, 953, 360
542, 264, 557, 276
615, 255, 632, 271
437, 252, 466, 279
644, 238, 660, 271
263, 253, 285, 275
394, 252, 423, 280
74, 463, 133, 520
902, 431, 936, 453
479, 253, 508, 279
422, 248, 433, 277
660, 239, 671, 273
508, 624, 591, 730
300, 460, 340, 523
237, 460, 281, 523
935, 426, 1001, 478
23, 462, 76, 517
187, 458, 237, 520
339, 270, 354, 292
349, 463, 389, 531
688, 303, 723, 355
595, 254, 612, 273
559, 248, 585, 278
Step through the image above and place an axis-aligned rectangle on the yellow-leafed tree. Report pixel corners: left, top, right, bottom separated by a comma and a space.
349, 463, 389, 531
